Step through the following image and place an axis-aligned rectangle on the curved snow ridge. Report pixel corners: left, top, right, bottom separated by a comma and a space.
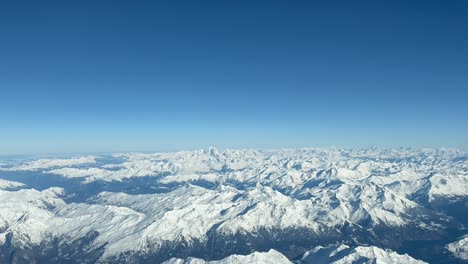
447, 235, 468, 260
162, 249, 292, 264
300, 244, 427, 264
8, 156, 97, 171
0, 178, 25, 190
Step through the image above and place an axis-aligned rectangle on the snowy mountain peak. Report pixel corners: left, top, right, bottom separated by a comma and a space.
447, 235, 468, 261
300, 244, 427, 264
163, 249, 292, 264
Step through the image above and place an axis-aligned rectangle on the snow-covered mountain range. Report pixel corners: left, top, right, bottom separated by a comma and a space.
0, 147, 466, 263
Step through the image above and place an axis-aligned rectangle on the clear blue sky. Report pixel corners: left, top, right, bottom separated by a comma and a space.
1, 0, 467, 154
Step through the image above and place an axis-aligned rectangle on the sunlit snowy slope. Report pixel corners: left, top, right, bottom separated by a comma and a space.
0, 148, 466, 263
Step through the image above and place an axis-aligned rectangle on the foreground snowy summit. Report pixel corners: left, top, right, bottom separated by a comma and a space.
447, 235, 468, 260
164, 245, 428, 264
0, 147, 466, 263
300, 244, 427, 264
163, 249, 291, 264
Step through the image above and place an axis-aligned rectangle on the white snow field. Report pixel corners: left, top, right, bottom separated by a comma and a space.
0, 147, 466, 263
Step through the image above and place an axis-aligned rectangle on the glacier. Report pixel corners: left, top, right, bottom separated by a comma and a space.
0, 147, 466, 263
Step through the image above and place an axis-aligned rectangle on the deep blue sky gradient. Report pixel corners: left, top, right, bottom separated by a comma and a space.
1, 0, 467, 154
